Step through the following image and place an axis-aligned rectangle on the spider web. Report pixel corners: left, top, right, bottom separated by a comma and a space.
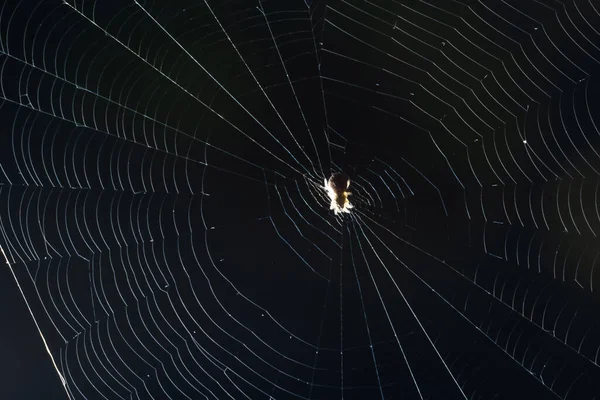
1, 0, 600, 399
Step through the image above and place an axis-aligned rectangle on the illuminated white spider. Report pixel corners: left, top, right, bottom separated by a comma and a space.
324, 173, 353, 215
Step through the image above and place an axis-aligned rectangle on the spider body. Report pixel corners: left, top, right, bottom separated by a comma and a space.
324, 173, 353, 215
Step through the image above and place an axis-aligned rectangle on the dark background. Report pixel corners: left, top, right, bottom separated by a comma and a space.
2, 0, 600, 399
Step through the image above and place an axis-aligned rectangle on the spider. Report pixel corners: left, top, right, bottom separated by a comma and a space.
324, 172, 353, 215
